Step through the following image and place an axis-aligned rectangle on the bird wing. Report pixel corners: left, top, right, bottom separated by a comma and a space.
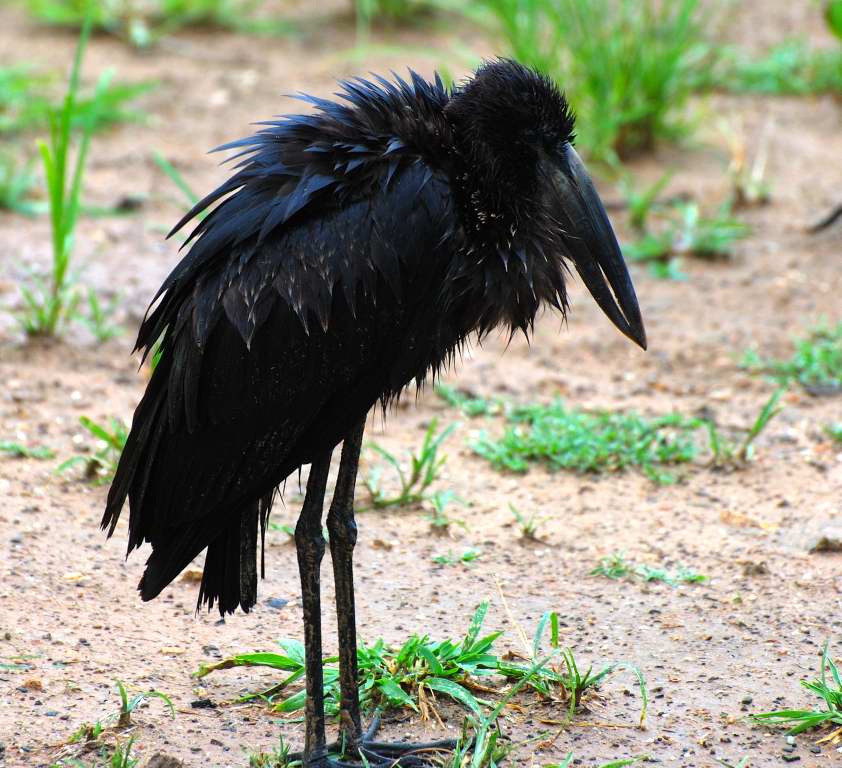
103, 159, 463, 604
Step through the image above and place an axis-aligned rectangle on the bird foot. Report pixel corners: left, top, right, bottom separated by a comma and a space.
330, 735, 459, 767
294, 715, 459, 767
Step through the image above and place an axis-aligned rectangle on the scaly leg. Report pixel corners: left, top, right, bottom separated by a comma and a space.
325, 421, 458, 767
296, 451, 333, 766
327, 419, 366, 748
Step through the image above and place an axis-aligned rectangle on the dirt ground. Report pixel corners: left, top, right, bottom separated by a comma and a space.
1, 2, 841, 767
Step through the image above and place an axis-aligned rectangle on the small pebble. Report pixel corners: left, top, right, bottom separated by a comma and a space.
265, 597, 289, 609
782, 755, 800, 763
741, 695, 753, 705
190, 699, 216, 709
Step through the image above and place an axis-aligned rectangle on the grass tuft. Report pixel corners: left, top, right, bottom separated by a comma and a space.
13, 18, 128, 338
471, 400, 701, 484
0, 151, 39, 214
509, 503, 545, 540
58, 416, 128, 484
26, 0, 295, 46
363, 419, 457, 508
623, 198, 749, 280
592, 552, 707, 587
432, 548, 482, 566
742, 322, 842, 395
0, 64, 152, 136
248, 736, 292, 768
752, 640, 842, 736
58, 681, 173, 767
424, 489, 467, 534
355, 0, 432, 45
16, 17, 97, 336
1, 440, 55, 459
436, 383, 500, 417
196, 603, 648, 730
709, 42, 842, 96
455, 390, 783, 483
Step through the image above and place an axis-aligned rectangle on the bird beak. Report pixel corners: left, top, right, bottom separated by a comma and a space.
555, 145, 647, 350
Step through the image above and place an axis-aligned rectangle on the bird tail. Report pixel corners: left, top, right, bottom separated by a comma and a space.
196, 492, 275, 615
133, 491, 274, 615
101, 348, 275, 615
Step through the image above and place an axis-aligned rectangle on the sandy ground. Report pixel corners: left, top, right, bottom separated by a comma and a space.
1, 2, 841, 767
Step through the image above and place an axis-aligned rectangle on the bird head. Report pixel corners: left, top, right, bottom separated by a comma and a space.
444, 60, 646, 350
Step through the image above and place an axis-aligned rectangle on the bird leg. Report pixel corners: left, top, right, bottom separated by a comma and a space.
326, 419, 366, 748
296, 450, 334, 764
322, 421, 459, 767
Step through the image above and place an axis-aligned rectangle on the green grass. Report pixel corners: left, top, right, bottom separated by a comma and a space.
53, 735, 140, 768
81, 288, 123, 341
68, 681, 174, 741
592, 552, 707, 587
742, 321, 842, 395
152, 150, 201, 210
471, 0, 709, 163
436, 383, 501, 417
702, 4, 842, 96
57, 681, 173, 768
363, 419, 457, 508
0, 440, 55, 459
248, 736, 293, 768
0, 64, 153, 136
425, 489, 467, 534
708, 42, 842, 96
0, 151, 39, 214
14, 17, 117, 338
108, 737, 139, 768
58, 416, 128, 484
623, 200, 749, 280
452, 390, 783, 484
432, 548, 482, 566
827, 423, 842, 443
355, 0, 431, 42
619, 171, 673, 233
196, 602, 648, 732
753, 640, 842, 736
472, 401, 699, 484
510, 503, 544, 540
10, 23, 129, 338
25, 0, 294, 46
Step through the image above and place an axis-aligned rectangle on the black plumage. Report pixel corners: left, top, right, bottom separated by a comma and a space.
103, 59, 645, 766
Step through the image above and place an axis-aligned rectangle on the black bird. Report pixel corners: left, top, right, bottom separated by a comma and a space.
103, 59, 646, 767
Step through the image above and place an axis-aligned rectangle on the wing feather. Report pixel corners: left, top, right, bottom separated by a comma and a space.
104, 165, 462, 609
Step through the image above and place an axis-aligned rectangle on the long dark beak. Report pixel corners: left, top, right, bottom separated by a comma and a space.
554, 145, 647, 350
